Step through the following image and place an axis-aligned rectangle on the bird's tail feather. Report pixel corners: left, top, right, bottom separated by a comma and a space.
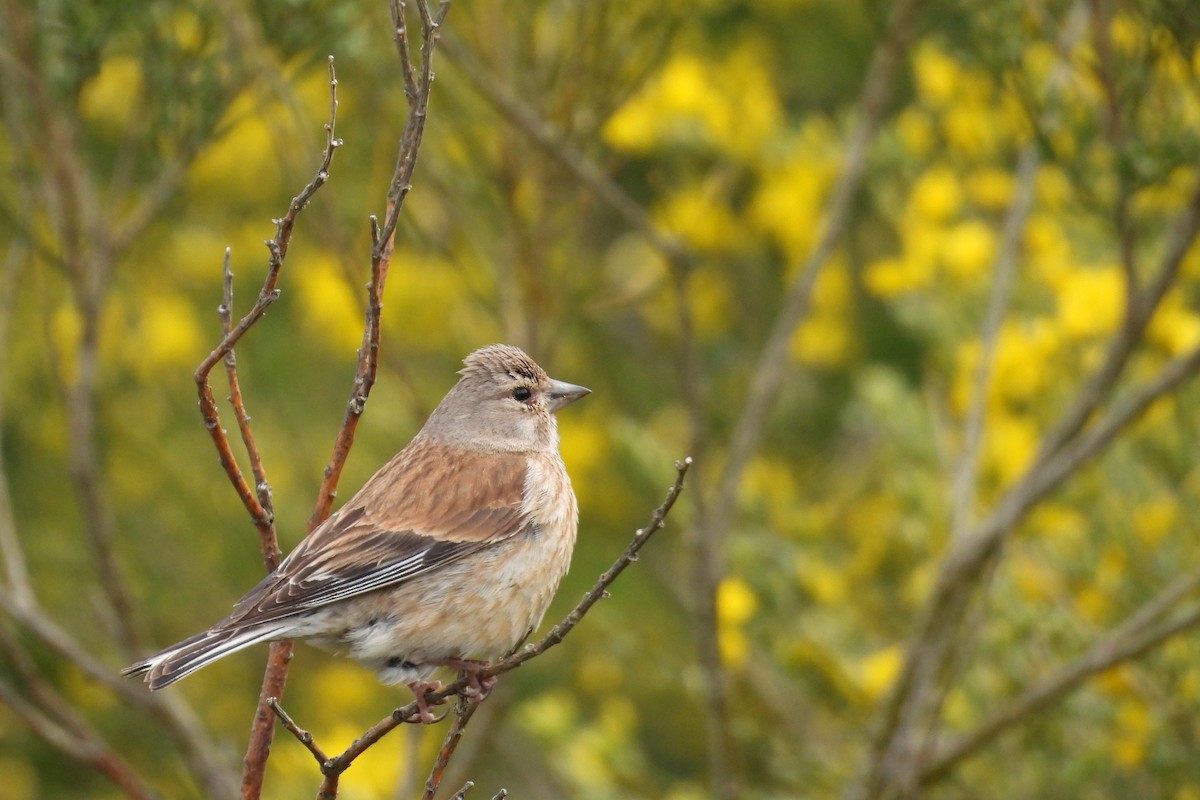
122, 624, 287, 690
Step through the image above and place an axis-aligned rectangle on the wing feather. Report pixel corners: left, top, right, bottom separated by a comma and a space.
218, 441, 528, 630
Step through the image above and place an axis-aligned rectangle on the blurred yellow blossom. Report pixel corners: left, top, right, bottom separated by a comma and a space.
796, 559, 848, 606
655, 186, 741, 253
294, 254, 363, 352
912, 43, 960, 108
1056, 265, 1125, 339
857, 645, 903, 702
863, 255, 933, 298
982, 411, 1039, 487
190, 91, 284, 200
966, 167, 1015, 211
910, 165, 962, 222
1109, 12, 1147, 57
1148, 302, 1200, 356
130, 294, 203, 376
79, 55, 142, 134
943, 104, 1000, 159
717, 576, 759, 626
749, 121, 839, 263
1111, 698, 1152, 769
603, 45, 781, 160
790, 262, 856, 368
941, 219, 997, 281
1133, 495, 1180, 545
1010, 552, 1061, 602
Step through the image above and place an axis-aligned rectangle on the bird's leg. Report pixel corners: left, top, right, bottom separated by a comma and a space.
430, 658, 497, 700
406, 680, 448, 724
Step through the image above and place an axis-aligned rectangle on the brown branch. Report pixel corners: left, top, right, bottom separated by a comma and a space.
422, 696, 482, 800
220, 250, 275, 525
309, 1, 449, 529
267, 696, 329, 766
296, 458, 689, 788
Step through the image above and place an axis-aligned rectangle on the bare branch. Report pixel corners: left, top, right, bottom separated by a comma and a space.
950, 145, 1039, 538
422, 696, 482, 800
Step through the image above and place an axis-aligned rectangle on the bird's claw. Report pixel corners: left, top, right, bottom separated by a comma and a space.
406, 680, 447, 724
431, 658, 497, 701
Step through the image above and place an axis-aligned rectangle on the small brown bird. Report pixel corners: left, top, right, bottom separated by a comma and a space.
124, 344, 589, 717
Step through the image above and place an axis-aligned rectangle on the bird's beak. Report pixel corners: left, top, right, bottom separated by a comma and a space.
547, 379, 590, 412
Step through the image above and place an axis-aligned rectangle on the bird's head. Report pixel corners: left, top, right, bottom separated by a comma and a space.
420, 344, 590, 452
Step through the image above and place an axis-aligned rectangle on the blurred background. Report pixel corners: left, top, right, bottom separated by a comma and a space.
3, 0, 1200, 797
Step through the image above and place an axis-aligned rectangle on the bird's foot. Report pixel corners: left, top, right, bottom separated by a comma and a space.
430, 658, 497, 701
405, 680, 447, 724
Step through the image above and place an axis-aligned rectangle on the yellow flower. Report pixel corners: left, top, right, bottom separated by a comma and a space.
79, 55, 143, 134
863, 255, 933, 298
294, 254, 363, 352
1133, 496, 1179, 545
789, 263, 856, 368
1149, 303, 1200, 356
1009, 552, 1060, 602
717, 577, 759, 626
912, 43, 960, 107
1109, 11, 1146, 57
857, 645, 903, 702
796, 558, 847, 605
983, 411, 1039, 487
1056, 265, 1125, 339
966, 167, 1015, 211
943, 104, 999, 159
909, 166, 962, 222
655, 187, 740, 253
132, 294, 203, 375
941, 219, 997, 281
603, 46, 781, 160
190, 91, 284, 201
1111, 699, 1152, 769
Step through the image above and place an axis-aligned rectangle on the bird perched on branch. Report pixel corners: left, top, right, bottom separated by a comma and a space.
124, 344, 589, 720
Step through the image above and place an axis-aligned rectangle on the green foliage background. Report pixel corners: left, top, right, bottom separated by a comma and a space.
3, 0, 1200, 798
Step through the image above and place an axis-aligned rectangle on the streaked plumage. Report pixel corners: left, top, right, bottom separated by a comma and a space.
124, 344, 588, 699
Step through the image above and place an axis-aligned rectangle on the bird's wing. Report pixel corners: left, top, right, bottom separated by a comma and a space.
221, 441, 529, 628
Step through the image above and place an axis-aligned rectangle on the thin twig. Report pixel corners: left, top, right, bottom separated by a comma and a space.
422, 696, 482, 800
950, 145, 1039, 538
267, 696, 329, 766
221, 250, 275, 529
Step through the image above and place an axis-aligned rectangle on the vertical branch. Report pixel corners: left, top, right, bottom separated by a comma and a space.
949, 145, 1039, 538
309, 0, 450, 529
421, 696, 482, 800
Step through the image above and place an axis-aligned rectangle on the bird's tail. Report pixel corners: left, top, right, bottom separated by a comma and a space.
122, 624, 288, 690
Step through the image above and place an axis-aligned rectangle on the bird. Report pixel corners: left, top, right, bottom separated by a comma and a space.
123, 344, 589, 720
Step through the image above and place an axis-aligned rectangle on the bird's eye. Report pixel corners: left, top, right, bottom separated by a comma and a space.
512, 386, 533, 402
